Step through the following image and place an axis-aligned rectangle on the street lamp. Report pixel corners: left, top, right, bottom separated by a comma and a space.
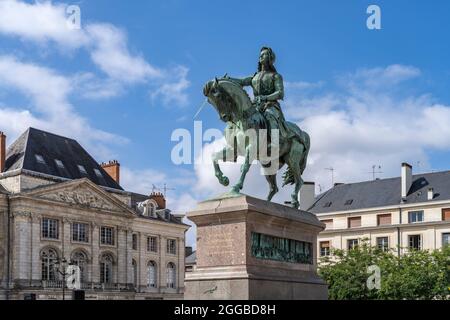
54, 257, 74, 300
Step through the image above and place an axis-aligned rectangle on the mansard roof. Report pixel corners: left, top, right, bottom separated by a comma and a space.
4, 127, 123, 190
309, 170, 450, 214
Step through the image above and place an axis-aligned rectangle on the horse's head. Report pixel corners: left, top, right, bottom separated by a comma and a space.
203, 78, 252, 123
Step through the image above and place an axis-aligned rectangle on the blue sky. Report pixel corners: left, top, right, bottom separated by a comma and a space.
1, 1, 450, 245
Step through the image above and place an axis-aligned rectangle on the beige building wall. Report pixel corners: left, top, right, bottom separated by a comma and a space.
317, 201, 450, 259
0, 174, 189, 300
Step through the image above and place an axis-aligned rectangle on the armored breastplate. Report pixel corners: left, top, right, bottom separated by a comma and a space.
252, 71, 275, 96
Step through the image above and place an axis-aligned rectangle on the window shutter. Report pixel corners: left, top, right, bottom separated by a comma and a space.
442, 209, 450, 221
348, 217, 361, 228
378, 214, 392, 225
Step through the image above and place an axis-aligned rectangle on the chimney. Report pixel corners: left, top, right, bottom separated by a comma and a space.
150, 192, 166, 209
401, 162, 412, 200
0, 132, 6, 173
427, 188, 434, 201
101, 160, 120, 184
299, 182, 315, 211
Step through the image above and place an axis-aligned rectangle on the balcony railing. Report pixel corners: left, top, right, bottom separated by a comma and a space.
41, 281, 133, 291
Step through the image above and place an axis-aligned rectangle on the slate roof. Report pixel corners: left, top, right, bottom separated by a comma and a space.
4, 127, 123, 190
185, 251, 196, 265
309, 170, 450, 214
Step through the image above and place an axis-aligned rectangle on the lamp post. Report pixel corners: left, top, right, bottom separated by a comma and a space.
54, 258, 73, 300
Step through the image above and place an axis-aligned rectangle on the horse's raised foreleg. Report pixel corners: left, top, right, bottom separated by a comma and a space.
212, 147, 234, 186
231, 145, 252, 194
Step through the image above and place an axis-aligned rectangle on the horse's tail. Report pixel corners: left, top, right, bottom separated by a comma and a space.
282, 131, 311, 187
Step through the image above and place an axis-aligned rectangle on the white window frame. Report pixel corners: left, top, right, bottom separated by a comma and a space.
42, 218, 59, 240
408, 210, 424, 224
100, 226, 115, 246
72, 222, 89, 243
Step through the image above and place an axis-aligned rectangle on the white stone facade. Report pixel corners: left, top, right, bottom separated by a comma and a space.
316, 200, 450, 260
0, 173, 189, 300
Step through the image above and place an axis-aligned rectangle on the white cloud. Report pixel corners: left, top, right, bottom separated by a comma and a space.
0, 0, 88, 48
86, 23, 162, 83
150, 65, 191, 107
0, 55, 127, 159
0, 0, 190, 106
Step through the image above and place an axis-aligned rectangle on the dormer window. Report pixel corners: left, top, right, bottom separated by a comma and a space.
94, 168, 103, 178
323, 202, 332, 208
35, 154, 46, 164
77, 165, 87, 174
55, 159, 65, 169
345, 199, 353, 205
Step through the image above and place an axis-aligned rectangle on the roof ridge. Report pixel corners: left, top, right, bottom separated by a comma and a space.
28, 127, 77, 142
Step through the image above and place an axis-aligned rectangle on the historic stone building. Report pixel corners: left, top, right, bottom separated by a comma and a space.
0, 128, 189, 300
304, 163, 450, 260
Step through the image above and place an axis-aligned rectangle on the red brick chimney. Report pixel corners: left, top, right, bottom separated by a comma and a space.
150, 192, 166, 209
0, 132, 6, 173
101, 160, 120, 184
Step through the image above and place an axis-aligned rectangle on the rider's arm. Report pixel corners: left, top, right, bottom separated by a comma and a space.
264, 73, 284, 101
227, 74, 254, 87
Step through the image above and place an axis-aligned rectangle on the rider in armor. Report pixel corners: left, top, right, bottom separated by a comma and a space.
226, 46, 294, 140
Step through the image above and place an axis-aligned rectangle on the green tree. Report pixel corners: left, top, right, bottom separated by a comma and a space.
318, 240, 449, 300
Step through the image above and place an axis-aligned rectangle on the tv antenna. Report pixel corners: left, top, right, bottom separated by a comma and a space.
325, 167, 334, 187
368, 165, 383, 180
162, 183, 175, 198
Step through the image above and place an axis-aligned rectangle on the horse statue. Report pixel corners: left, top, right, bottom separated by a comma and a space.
203, 77, 310, 209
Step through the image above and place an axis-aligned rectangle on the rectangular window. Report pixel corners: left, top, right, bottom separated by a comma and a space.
442, 233, 450, 247
132, 234, 138, 250
54, 159, 65, 169
408, 211, 424, 223
42, 218, 59, 239
35, 154, 46, 164
377, 214, 392, 226
347, 239, 359, 250
94, 168, 103, 178
442, 209, 450, 221
408, 235, 422, 250
167, 239, 176, 255
376, 237, 389, 252
100, 226, 115, 246
147, 236, 158, 253
72, 222, 89, 243
320, 241, 330, 257
321, 219, 333, 230
77, 164, 87, 175
348, 217, 361, 228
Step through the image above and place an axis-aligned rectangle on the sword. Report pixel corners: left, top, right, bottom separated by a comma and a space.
193, 98, 208, 120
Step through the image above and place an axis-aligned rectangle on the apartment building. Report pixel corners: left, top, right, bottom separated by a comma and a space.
303, 163, 450, 259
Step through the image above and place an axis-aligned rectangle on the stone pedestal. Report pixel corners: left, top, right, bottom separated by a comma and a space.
184, 194, 328, 300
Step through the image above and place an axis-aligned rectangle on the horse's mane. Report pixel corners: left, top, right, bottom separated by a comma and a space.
218, 79, 253, 111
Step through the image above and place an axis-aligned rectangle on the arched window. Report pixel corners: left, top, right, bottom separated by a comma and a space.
132, 259, 137, 288
147, 261, 157, 288
166, 262, 176, 289
41, 248, 58, 281
100, 254, 114, 284
71, 251, 87, 282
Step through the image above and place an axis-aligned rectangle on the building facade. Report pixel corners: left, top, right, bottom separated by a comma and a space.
305, 163, 450, 260
0, 128, 189, 300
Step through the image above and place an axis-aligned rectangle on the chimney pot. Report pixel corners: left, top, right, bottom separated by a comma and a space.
427, 188, 434, 201
0, 131, 6, 173
101, 160, 120, 184
401, 162, 413, 200
299, 182, 315, 211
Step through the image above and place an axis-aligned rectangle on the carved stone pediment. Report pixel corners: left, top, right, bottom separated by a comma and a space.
22, 179, 133, 215
41, 187, 117, 211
